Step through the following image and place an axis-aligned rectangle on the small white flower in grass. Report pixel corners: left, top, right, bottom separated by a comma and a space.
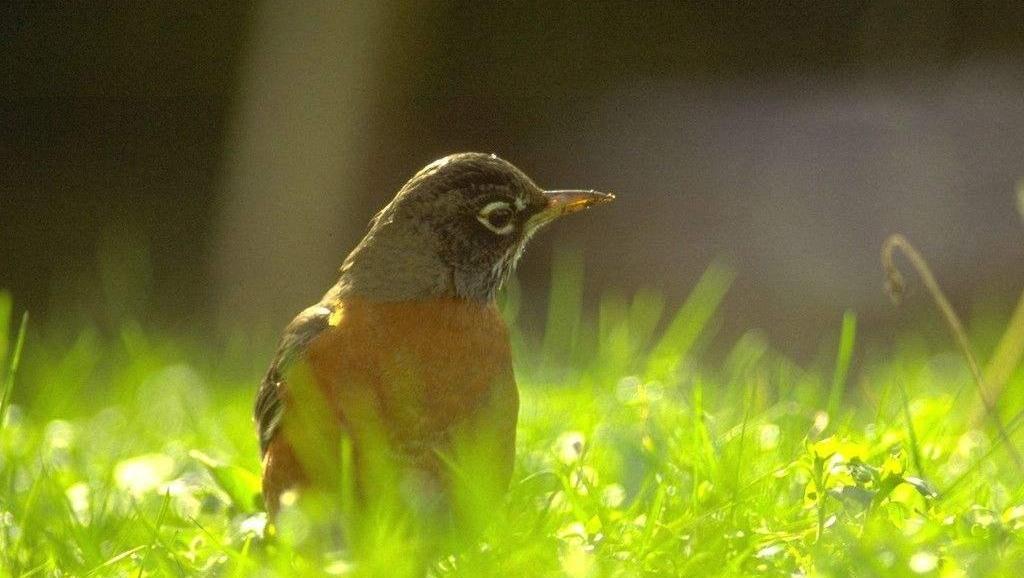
44, 420, 75, 450
758, 423, 780, 450
324, 558, 354, 576
554, 431, 586, 464
239, 513, 267, 538
65, 482, 90, 523
755, 543, 784, 558
556, 522, 588, 544
909, 551, 938, 573
114, 453, 175, 497
812, 412, 829, 435
560, 543, 596, 578
601, 484, 625, 508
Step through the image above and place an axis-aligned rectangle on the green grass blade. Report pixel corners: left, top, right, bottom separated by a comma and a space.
897, 380, 925, 479
979, 290, 1024, 417
826, 310, 857, 417
645, 264, 734, 383
190, 450, 263, 514
1, 311, 28, 431
85, 546, 148, 577
0, 292, 11, 363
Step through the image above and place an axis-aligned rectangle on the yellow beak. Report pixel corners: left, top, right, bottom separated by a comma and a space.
526, 189, 615, 233
544, 189, 616, 214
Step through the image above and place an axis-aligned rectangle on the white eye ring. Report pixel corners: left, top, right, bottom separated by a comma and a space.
477, 201, 515, 235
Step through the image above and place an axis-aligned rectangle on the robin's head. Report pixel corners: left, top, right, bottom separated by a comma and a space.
337, 153, 614, 302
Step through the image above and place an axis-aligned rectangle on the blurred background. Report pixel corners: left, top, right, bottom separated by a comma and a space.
2, 2, 1023, 359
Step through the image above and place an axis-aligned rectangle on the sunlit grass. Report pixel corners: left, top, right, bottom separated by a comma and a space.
2, 264, 1024, 577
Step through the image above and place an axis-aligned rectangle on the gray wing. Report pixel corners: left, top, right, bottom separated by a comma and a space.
254, 302, 334, 455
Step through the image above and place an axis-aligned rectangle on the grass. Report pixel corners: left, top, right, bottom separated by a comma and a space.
2, 262, 1024, 577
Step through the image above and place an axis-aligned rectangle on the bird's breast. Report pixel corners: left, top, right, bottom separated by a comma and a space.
304, 297, 517, 446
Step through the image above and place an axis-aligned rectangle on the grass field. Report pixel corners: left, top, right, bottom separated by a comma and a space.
2, 260, 1024, 577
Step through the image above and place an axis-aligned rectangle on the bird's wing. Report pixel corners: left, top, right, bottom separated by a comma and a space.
254, 302, 334, 455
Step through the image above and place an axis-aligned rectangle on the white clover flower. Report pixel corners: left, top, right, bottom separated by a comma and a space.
909, 551, 938, 574
114, 453, 175, 497
759, 423, 780, 450
554, 431, 586, 465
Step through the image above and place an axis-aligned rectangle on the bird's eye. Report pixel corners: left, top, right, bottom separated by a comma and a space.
488, 207, 513, 229
477, 201, 516, 235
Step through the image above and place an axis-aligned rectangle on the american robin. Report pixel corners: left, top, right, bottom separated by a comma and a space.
254, 153, 613, 529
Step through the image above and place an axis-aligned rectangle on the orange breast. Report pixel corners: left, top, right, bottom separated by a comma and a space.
268, 296, 518, 510
309, 296, 514, 431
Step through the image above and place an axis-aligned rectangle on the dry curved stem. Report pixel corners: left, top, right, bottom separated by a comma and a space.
882, 234, 1024, 473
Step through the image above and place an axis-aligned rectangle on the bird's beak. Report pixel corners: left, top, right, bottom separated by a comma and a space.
526, 189, 615, 233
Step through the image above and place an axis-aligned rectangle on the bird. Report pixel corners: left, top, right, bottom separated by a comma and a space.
254, 152, 614, 533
